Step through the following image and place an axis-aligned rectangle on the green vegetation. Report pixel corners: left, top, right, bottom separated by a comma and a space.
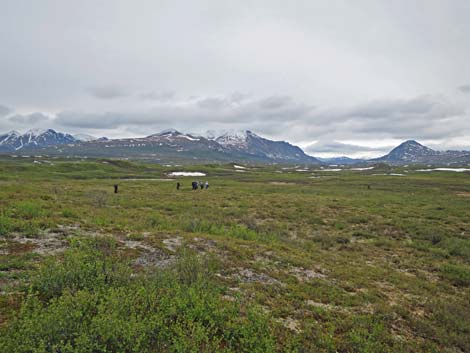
0, 156, 469, 352
2, 238, 275, 352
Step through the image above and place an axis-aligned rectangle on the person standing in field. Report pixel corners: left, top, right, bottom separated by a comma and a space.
199, 181, 204, 190
176, 182, 181, 190
205, 181, 209, 189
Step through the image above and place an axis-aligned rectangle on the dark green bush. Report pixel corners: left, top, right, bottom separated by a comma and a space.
0, 237, 277, 353
31, 237, 130, 300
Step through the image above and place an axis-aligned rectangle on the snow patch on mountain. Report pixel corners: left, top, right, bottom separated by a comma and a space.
73, 134, 97, 142
215, 130, 251, 148
0, 129, 77, 151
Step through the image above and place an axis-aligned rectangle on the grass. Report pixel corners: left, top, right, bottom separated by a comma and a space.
0, 156, 469, 352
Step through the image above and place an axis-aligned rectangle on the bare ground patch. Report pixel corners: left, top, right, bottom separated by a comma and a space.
217, 267, 283, 286
121, 239, 174, 268
456, 192, 470, 197
269, 182, 297, 185
289, 266, 328, 282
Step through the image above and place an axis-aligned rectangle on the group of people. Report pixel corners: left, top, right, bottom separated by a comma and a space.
176, 181, 209, 190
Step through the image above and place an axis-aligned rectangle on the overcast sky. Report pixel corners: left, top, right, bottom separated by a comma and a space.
1, 0, 469, 157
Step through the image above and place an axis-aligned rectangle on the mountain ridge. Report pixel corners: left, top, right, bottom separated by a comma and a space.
0, 128, 320, 164
1, 129, 469, 165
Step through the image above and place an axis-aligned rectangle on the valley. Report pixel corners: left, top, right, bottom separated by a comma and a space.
0, 157, 468, 352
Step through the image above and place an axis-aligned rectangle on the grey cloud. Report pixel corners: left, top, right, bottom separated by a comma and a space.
50, 92, 470, 154
1, 1, 470, 154
296, 95, 469, 141
88, 85, 129, 99
56, 94, 312, 132
346, 96, 437, 119
230, 92, 251, 103
9, 112, 50, 124
305, 141, 390, 155
0, 104, 12, 117
140, 91, 175, 101
258, 95, 292, 110
197, 97, 229, 110
458, 84, 470, 93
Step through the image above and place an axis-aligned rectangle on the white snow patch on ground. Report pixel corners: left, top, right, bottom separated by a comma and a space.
416, 168, 470, 172
350, 167, 374, 171
233, 165, 246, 169
121, 178, 175, 181
371, 173, 405, 176
313, 168, 343, 172
295, 169, 309, 172
168, 172, 206, 177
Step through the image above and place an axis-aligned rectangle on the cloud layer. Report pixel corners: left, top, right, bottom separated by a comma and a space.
1, 1, 469, 155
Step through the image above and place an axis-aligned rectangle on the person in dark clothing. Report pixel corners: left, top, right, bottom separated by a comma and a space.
199, 181, 204, 190
176, 182, 181, 190
192, 181, 198, 190
205, 181, 209, 189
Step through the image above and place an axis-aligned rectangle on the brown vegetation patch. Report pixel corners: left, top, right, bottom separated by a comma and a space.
456, 192, 470, 197
0, 241, 37, 255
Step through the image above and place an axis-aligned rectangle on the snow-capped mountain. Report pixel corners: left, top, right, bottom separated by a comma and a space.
2, 128, 320, 164
2, 128, 467, 165
215, 130, 320, 164
147, 129, 202, 141
0, 129, 76, 151
215, 130, 253, 148
0, 131, 21, 148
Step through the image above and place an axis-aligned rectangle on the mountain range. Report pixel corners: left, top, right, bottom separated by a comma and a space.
1, 129, 469, 165
0, 129, 320, 164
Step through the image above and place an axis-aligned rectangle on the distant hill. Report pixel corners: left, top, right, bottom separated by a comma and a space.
317, 156, 367, 165
372, 140, 470, 165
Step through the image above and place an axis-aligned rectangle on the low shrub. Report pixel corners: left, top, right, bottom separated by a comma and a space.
0, 215, 13, 236
439, 237, 470, 259
61, 208, 78, 219
440, 263, 470, 287
13, 201, 43, 219
0, 237, 277, 353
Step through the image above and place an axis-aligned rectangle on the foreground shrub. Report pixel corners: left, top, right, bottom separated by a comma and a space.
0, 237, 276, 353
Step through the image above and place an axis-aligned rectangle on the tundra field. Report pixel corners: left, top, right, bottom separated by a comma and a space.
0, 157, 469, 352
